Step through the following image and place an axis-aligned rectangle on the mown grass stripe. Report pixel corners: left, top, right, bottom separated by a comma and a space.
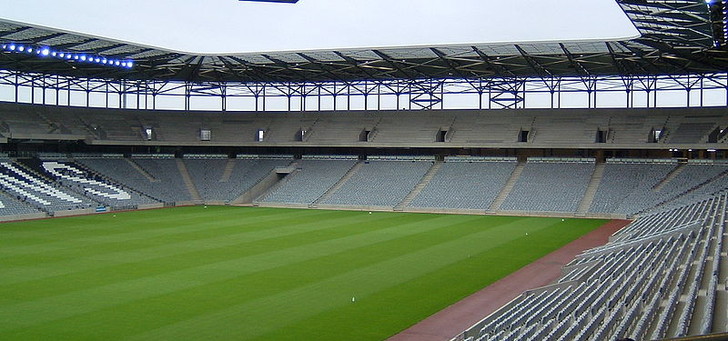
0, 207, 332, 255
0, 210, 438, 288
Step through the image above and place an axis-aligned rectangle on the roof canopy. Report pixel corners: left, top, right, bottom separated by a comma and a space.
0, 0, 726, 83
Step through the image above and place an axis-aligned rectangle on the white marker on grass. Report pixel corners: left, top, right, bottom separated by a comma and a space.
352, 296, 356, 303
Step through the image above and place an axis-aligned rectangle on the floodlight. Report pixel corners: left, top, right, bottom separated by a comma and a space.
1, 43, 133, 69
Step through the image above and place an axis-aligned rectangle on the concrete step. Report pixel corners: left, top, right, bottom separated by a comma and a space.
577, 162, 605, 214
394, 161, 443, 210
219, 158, 236, 182
489, 160, 526, 211
177, 159, 202, 201
311, 160, 363, 206
125, 158, 158, 182
653, 163, 687, 192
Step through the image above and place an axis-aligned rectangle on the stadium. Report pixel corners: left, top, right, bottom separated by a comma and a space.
0, 0, 727, 340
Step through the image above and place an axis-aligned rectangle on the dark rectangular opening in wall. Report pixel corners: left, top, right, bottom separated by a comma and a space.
295, 128, 306, 142
595, 129, 606, 143
648, 128, 662, 143
518, 130, 529, 143
436, 130, 447, 142
359, 129, 371, 142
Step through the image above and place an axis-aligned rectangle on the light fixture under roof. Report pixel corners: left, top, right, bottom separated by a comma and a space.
1, 43, 134, 69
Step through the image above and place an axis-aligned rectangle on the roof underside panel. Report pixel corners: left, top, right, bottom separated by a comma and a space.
0, 0, 727, 83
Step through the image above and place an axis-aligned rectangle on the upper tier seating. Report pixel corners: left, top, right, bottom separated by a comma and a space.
3, 102, 727, 149
667, 122, 716, 144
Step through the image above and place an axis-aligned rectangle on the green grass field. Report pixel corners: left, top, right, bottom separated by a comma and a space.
0, 206, 608, 340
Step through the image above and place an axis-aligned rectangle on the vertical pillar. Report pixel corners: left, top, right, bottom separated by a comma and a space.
86, 79, 91, 108
221, 84, 227, 112
55, 75, 60, 106
42, 75, 47, 104
184, 82, 191, 111
262, 84, 267, 111
31, 75, 35, 104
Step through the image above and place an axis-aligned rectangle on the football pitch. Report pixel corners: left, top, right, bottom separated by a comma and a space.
0, 206, 608, 340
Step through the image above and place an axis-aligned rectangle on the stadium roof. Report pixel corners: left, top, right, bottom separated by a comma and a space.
0, 0, 727, 83
0, 0, 638, 54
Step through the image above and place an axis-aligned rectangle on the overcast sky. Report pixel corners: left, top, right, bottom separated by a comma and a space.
0, 0, 639, 54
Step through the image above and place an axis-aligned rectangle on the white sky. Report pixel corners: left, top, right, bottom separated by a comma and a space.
0, 0, 639, 54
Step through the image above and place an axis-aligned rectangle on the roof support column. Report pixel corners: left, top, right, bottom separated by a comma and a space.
184, 82, 191, 111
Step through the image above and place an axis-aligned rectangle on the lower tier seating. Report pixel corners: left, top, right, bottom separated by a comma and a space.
459, 192, 728, 341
